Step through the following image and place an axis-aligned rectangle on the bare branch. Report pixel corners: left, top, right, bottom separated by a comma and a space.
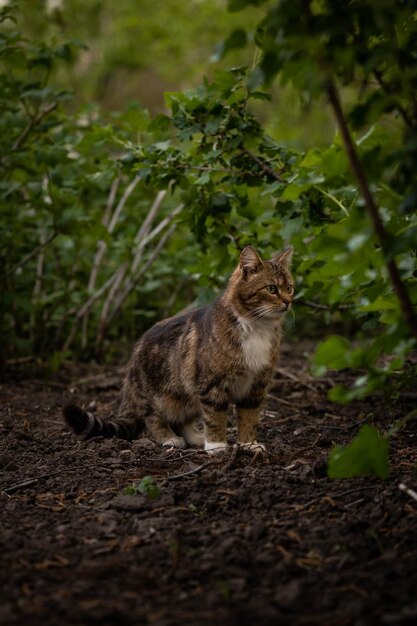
399, 483, 417, 503
11, 102, 58, 152
327, 79, 417, 341
296, 298, 355, 311
62, 267, 126, 352
241, 147, 285, 182
134, 189, 168, 245
6, 231, 58, 278
108, 174, 140, 234
87, 174, 122, 294
131, 203, 183, 274
373, 70, 414, 129
103, 222, 177, 335
82, 174, 122, 348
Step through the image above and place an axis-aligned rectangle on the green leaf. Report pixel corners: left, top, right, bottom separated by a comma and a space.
137, 476, 160, 499
313, 335, 351, 373
123, 476, 160, 499
328, 425, 390, 479
148, 114, 171, 133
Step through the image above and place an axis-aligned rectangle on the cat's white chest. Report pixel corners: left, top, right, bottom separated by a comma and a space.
238, 317, 277, 372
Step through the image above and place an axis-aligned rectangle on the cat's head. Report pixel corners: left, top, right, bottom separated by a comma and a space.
228, 245, 294, 321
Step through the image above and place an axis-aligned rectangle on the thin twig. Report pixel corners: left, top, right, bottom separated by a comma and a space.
62, 268, 126, 351
134, 189, 168, 245
326, 79, 417, 340
302, 486, 377, 510
131, 203, 183, 275
275, 367, 315, 390
296, 298, 355, 311
1, 459, 144, 495
11, 102, 57, 152
241, 147, 285, 182
95, 196, 177, 346
164, 461, 213, 481
87, 175, 122, 294
321, 415, 371, 432
222, 445, 240, 472
6, 231, 58, 278
3, 479, 40, 495
104, 222, 178, 331
108, 175, 141, 234
399, 483, 417, 503
373, 70, 414, 129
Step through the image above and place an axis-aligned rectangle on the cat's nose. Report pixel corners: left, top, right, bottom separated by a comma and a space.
283, 299, 291, 310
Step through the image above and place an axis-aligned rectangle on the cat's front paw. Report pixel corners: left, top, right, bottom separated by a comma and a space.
204, 441, 228, 455
162, 436, 186, 449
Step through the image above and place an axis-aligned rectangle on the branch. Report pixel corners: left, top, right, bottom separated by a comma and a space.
107, 174, 141, 234
373, 70, 414, 129
6, 231, 58, 278
61, 267, 126, 352
11, 102, 58, 152
131, 203, 183, 274
87, 174, 122, 294
399, 483, 417, 503
95, 202, 183, 348
134, 188, 168, 245
82, 175, 122, 348
327, 79, 417, 341
241, 148, 285, 182
103, 222, 178, 334
95, 192, 172, 345
296, 298, 355, 311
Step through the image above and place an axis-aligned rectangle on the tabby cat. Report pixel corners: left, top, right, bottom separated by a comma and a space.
64, 245, 294, 454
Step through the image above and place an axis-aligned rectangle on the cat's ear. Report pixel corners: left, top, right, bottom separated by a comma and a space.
239, 245, 264, 278
271, 246, 294, 269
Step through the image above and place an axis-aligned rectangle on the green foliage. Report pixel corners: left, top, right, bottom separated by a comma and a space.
123, 476, 160, 499
328, 425, 390, 480
219, 0, 417, 401
0, 5, 196, 364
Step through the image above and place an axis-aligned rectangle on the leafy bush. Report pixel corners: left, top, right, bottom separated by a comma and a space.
0, 5, 195, 366
217, 0, 417, 403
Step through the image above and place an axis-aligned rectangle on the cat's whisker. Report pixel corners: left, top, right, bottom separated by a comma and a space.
250, 304, 275, 320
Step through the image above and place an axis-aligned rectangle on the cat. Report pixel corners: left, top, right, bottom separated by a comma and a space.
64, 245, 294, 454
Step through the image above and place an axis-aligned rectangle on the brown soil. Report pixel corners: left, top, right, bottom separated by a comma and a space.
1, 342, 416, 626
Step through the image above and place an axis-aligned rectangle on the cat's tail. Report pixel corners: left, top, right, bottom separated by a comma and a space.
63, 404, 142, 440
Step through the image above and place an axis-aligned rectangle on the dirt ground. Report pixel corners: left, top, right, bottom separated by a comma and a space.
1, 341, 416, 626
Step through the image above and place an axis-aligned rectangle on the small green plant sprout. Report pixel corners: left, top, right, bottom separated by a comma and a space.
328, 425, 390, 479
123, 476, 161, 499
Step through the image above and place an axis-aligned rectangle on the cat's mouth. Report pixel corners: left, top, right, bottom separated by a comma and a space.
265, 304, 291, 318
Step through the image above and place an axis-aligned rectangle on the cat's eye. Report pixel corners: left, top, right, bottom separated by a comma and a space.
287, 285, 294, 294
266, 285, 278, 294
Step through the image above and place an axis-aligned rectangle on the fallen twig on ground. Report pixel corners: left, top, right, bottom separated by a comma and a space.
399, 482, 417, 503
275, 367, 315, 391
164, 461, 213, 482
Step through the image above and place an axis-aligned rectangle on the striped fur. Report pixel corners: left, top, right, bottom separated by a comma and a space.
64, 245, 294, 453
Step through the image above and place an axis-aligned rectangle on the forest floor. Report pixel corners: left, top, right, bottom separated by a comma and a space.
1, 340, 416, 626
